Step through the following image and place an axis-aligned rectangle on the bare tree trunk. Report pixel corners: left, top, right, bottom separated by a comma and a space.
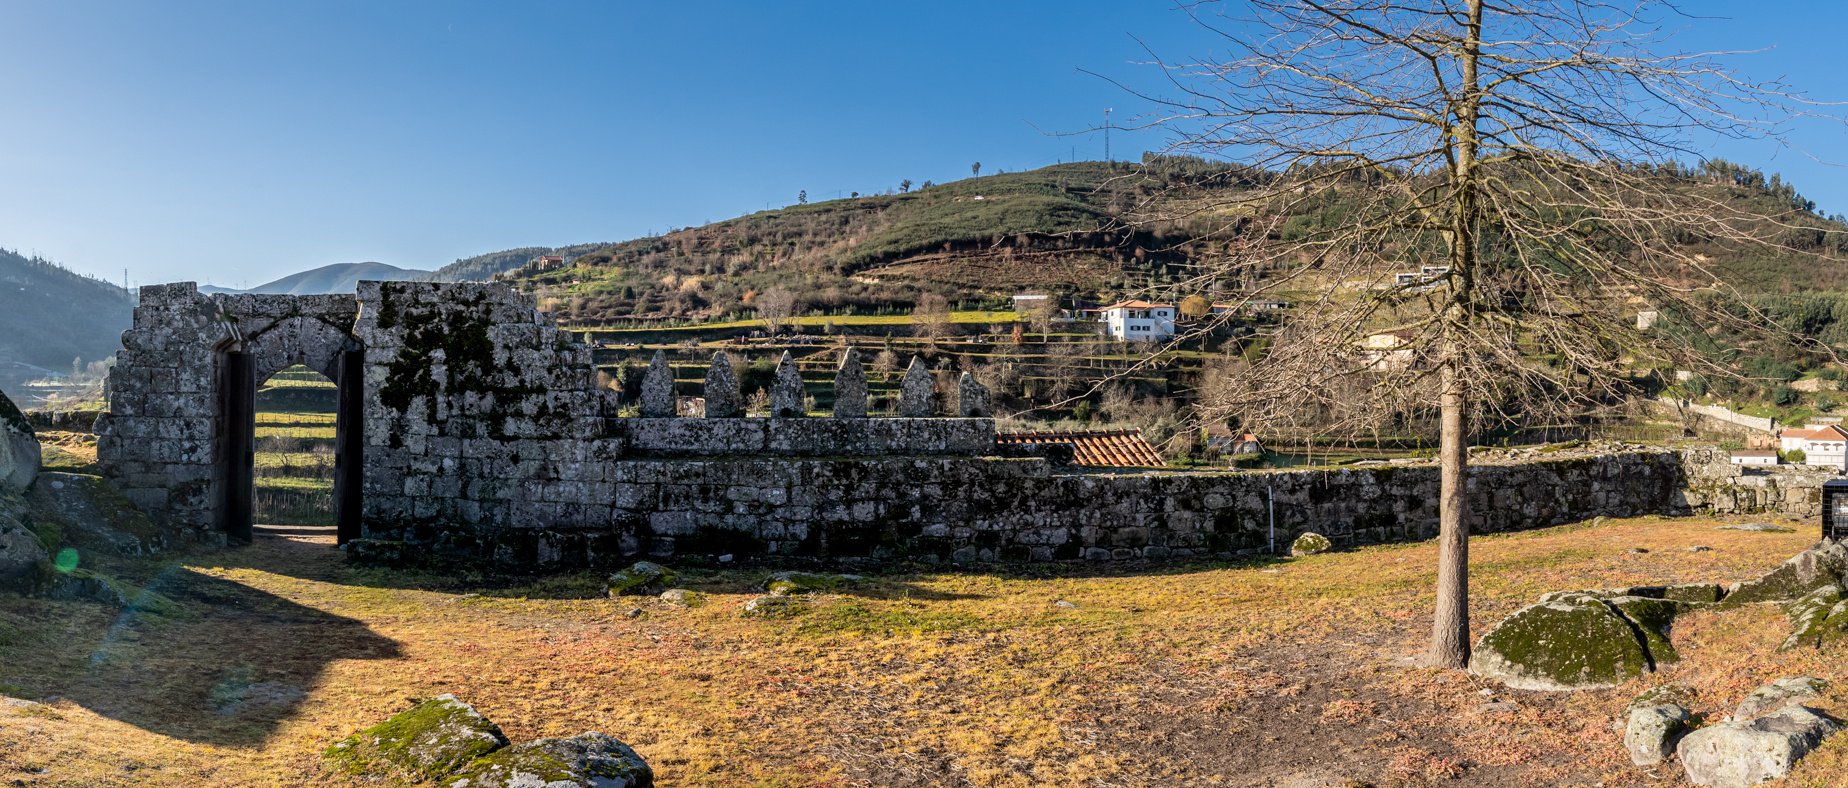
1428, 356, 1471, 667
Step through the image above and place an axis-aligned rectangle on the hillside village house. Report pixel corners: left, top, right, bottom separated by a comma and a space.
1091, 300, 1178, 341
1778, 424, 1848, 470
1357, 330, 1419, 371
1729, 449, 1779, 466
1088, 299, 1257, 341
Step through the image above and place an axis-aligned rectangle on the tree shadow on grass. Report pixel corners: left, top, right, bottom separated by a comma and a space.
0, 560, 399, 747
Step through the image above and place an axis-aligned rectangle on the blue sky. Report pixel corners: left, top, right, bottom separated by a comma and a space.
3, 1, 1846, 288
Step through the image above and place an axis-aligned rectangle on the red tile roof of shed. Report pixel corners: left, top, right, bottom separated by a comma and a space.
996, 429, 1167, 468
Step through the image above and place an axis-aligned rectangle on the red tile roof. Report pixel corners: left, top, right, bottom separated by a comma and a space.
996, 429, 1167, 468
1781, 425, 1848, 440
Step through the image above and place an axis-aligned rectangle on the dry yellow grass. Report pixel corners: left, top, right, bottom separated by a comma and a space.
0, 515, 1841, 786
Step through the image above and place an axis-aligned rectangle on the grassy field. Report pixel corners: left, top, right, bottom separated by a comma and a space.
253, 366, 337, 526
1, 515, 1840, 786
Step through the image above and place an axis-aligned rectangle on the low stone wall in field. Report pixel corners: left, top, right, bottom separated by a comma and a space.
365, 449, 1690, 568
1674, 447, 1828, 519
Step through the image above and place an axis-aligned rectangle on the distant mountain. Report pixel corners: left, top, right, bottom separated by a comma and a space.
210, 261, 432, 296
0, 249, 134, 387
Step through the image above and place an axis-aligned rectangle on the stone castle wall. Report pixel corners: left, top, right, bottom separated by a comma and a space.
95, 281, 1825, 568
367, 450, 1687, 567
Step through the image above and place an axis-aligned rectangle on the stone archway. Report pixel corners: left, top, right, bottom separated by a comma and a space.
220, 311, 366, 544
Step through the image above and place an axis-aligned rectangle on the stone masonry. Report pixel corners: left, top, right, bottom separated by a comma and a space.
95, 280, 1826, 568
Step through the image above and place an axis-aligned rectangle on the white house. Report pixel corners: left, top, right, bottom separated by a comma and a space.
1778, 425, 1848, 470
1729, 450, 1779, 466
1357, 330, 1419, 370
1089, 300, 1177, 341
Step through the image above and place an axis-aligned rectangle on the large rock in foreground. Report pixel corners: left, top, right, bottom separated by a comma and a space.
1470, 592, 1677, 691
328, 695, 652, 787
0, 389, 40, 492
1678, 706, 1840, 788
0, 502, 47, 589
1720, 541, 1848, 608
448, 732, 653, 788
325, 694, 510, 780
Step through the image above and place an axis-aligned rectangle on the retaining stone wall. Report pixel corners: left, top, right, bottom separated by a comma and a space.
368, 450, 1687, 567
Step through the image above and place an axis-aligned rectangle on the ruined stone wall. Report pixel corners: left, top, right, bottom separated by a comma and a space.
372, 450, 1686, 567
1674, 447, 1827, 519
98, 281, 1806, 570
97, 284, 363, 535
95, 283, 228, 531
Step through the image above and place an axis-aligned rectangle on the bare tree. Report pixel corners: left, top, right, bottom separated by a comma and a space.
872, 349, 900, 382
911, 292, 954, 342
754, 287, 800, 334
1126, 1, 1832, 668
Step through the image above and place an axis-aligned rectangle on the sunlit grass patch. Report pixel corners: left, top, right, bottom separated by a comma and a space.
0, 515, 1830, 786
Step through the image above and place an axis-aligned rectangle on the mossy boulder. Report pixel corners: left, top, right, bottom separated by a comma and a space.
741, 594, 808, 618
1606, 595, 1683, 667
1719, 542, 1848, 609
324, 694, 509, 780
1470, 592, 1675, 691
1290, 532, 1332, 557
1733, 676, 1829, 721
1781, 586, 1848, 651
763, 571, 860, 596
25, 472, 166, 557
448, 732, 653, 787
658, 588, 706, 608
607, 561, 674, 597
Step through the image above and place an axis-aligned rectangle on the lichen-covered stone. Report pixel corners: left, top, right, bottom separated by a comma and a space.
769, 351, 805, 418
1606, 595, 1682, 667
832, 349, 867, 418
1678, 706, 1840, 788
0, 387, 39, 492
448, 732, 652, 788
897, 357, 934, 417
1732, 677, 1829, 721
1780, 586, 1848, 651
763, 571, 861, 596
638, 350, 674, 417
703, 352, 741, 418
957, 372, 990, 418
1717, 522, 1795, 532
741, 594, 808, 618
325, 694, 510, 780
0, 511, 47, 589
1469, 592, 1664, 691
607, 561, 674, 597
658, 588, 705, 608
1290, 532, 1332, 557
26, 472, 166, 557
1719, 542, 1848, 608
1626, 703, 1693, 766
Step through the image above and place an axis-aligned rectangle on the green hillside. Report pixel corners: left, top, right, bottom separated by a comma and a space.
0, 249, 134, 392
498, 156, 1848, 326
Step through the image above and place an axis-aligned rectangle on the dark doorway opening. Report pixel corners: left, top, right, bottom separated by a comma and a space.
220, 351, 364, 544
